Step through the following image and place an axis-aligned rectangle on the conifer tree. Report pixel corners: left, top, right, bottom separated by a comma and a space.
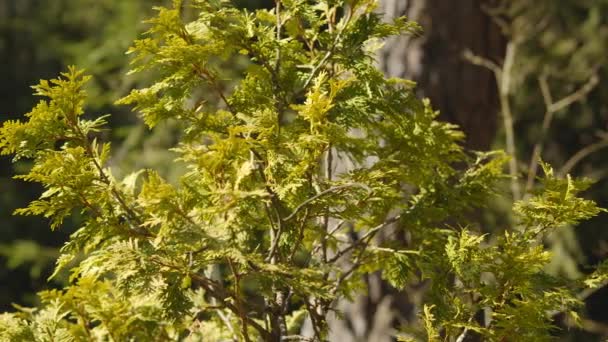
0, 1, 606, 341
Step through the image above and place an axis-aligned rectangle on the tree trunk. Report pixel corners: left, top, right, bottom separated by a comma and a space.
378, 0, 505, 151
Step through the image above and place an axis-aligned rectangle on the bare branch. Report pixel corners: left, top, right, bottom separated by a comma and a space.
549, 74, 599, 113
283, 335, 315, 342
215, 309, 238, 341
526, 74, 599, 192
525, 76, 555, 194
499, 42, 521, 201
464, 44, 520, 200
462, 50, 501, 77
559, 137, 608, 178
455, 328, 469, 342
538, 74, 553, 109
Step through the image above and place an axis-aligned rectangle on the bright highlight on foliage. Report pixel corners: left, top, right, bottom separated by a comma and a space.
0, 0, 606, 341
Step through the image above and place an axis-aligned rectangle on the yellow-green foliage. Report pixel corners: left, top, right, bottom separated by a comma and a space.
0, 0, 606, 341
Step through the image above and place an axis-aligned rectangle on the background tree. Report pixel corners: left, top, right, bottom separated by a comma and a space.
376, 0, 505, 151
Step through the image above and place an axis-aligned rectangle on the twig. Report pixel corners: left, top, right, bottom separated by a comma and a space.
462, 50, 501, 76
215, 309, 238, 341
228, 259, 251, 342
526, 74, 599, 191
193, 64, 236, 114
289, 207, 310, 261
284, 183, 372, 221
558, 137, 608, 178
500, 42, 521, 201
463, 44, 520, 200
548, 279, 608, 320
300, 7, 352, 93
549, 74, 598, 113
190, 273, 272, 340
525, 75, 555, 193
322, 146, 334, 263
327, 214, 401, 264
283, 335, 315, 341
455, 328, 469, 342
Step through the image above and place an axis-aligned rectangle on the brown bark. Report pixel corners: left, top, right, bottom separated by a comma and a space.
378, 0, 505, 151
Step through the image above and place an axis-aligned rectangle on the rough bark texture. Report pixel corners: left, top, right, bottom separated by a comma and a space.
378, 0, 505, 151
322, 1, 506, 341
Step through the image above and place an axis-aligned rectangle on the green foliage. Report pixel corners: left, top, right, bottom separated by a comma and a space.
1, 0, 607, 341
514, 162, 604, 233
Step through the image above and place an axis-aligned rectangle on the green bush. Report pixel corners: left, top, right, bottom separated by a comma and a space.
0, 1, 606, 341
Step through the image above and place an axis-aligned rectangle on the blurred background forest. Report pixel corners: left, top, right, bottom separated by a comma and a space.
1, 0, 608, 340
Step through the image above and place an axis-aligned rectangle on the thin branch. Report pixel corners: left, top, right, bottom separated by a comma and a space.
463, 44, 520, 200
215, 309, 238, 341
558, 137, 608, 178
289, 207, 310, 261
455, 328, 469, 342
190, 273, 272, 340
283, 335, 315, 341
193, 64, 236, 114
578, 318, 608, 335
538, 74, 553, 108
72, 122, 152, 238
480, 3, 511, 35
549, 74, 598, 113
300, 7, 352, 93
462, 50, 501, 76
525, 76, 555, 193
265, 205, 284, 263
309, 219, 346, 260
577, 280, 608, 303
526, 74, 599, 191
304, 299, 323, 341
330, 228, 419, 293
321, 146, 333, 263
228, 259, 251, 342
251, 150, 285, 264
499, 42, 521, 201
327, 214, 401, 264
275, 0, 282, 75
548, 279, 608, 319
284, 183, 372, 221
327, 219, 347, 237
331, 253, 365, 293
